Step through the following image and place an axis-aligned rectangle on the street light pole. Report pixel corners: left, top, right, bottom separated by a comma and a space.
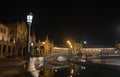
27, 12, 33, 60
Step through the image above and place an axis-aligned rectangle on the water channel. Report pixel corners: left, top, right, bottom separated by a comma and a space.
13, 56, 120, 77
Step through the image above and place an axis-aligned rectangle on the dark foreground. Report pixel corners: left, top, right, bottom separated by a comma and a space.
1, 58, 120, 77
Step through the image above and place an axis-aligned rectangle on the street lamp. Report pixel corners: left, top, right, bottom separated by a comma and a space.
83, 41, 87, 45
27, 12, 33, 60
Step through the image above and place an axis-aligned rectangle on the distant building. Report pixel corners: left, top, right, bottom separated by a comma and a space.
38, 35, 54, 55
73, 43, 82, 54
0, 21, 119, 58
115, 40, 120, 49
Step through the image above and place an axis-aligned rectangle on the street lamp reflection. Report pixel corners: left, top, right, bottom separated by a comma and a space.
31, 42, 34, 46
70, 69, 74, 74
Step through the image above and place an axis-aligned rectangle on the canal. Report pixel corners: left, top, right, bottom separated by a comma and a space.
1, 56, 120, 77
13, 60, 120, 77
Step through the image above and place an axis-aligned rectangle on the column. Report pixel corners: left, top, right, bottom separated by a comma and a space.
21, 47, 23, 56
5, 45, 8, 57
0, 41, 2, 57
10, 46, 13, 56
0, 44, 3, 57
15, 48, 18, 56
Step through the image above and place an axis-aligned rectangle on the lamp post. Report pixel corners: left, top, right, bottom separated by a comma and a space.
27, 12, 33, 60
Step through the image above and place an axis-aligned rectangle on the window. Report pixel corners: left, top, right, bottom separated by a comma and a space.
10, 30, 14, 34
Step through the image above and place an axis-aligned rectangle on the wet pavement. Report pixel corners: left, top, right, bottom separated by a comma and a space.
0, 57, 26, 77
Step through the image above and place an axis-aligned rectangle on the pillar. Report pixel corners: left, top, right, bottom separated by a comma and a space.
10, 46, 13, 56
21, 47, 23, 56
0, 45, 3, 57
5, 45, 8, 57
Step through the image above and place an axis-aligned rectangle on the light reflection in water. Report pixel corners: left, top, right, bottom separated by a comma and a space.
54, 69, 58, 72
26, 57, 86, 77
81, 66, 86, 69
28, 57, 44, 77
22, 57, 120, 77
70, 75, 73, 77
70, 69, 74, 74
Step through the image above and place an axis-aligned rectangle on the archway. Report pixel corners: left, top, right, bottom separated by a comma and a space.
40, 46, 45, 57
12, 46, 15, 56
3, 45, 6, 56
8, 46, 11, 56
9, 36, 15, 43
34, 46, 39, 56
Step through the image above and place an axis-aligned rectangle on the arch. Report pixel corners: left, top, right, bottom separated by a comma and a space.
12, 46, 15, 56
0, 45, 1, 53
8, 46, 11, 56
9, 36, 15, 43
40, 46, 45, 57
3, 45, 6, 56
44, 52, 70, 69
34, 46, 39, 56
18, 47, 22, 56
23, 47, 27, 57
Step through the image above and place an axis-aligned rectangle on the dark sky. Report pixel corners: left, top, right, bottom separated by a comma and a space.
0, 2, 120, 46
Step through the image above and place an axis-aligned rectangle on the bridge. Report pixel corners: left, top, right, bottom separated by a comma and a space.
44, 51, 70, 60
28, 47, 120, 70
28, 51, 72, 70
44, 51, 71, 68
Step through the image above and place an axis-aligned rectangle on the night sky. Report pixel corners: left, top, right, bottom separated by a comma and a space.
0, 2, 120, 46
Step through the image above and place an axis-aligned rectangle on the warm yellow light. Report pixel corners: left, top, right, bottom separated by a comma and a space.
69, 42, 71, 45
67, 40, 72, 45
70, 45, 73, 48
67, 40, 70, 44
54, 47, 57, 49
13, 40, 15, 43
71, 69, 74, 74
70, 75, 72, 77
42, 42, 45, 44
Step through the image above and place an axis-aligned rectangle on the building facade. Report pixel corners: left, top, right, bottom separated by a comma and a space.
0, 21, 119, 58
0, 21, 54, 58
0, 23, 10, 58
0, 21, 56, 58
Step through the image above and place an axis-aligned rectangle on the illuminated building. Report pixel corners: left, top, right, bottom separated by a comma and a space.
0, 23, 9, 58
0, 21, 54, 58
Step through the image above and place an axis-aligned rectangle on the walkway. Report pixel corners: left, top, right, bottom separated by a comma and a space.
0, 57, 26, 77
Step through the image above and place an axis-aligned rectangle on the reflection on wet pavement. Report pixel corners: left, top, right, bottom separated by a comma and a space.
19, 57, 86, 77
